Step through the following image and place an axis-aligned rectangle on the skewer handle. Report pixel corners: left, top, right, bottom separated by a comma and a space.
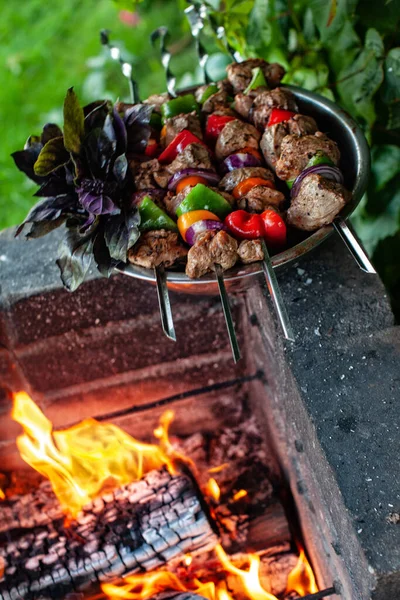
151, 27, 177, 98
154, 264, 176, 342
214, 263, 241, 363
100, 30, 140, 103
260, 240, 295, 342
333, 217, 376, 274
185, 4, 211, 83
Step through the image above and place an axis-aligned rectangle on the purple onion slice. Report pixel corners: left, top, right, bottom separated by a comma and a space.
222, 152, 262, 173
131, 188, 166, 206
186, 219, 226, 246
168, 168, 220, 191
291, 165, 344, 199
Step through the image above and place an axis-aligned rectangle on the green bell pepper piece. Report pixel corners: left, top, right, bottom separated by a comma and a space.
199, 84, 219, 104
244, 67, 268, 94
149, 112, 162, 130
138, 196, 178, 232
307, 152, 334, 167
161, 94, 199, 123
176, 184, 232, 219
286, 180, 294, 190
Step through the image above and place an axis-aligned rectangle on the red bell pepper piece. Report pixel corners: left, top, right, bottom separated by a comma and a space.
224, 210, 264, 240
145, 139, 159, 158
267, 108, 296, 127
158, 130, 207, 164
206, 114, 236, 143
261, 209, 287, 247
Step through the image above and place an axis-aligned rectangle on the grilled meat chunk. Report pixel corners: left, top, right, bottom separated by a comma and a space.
202, 90, 231, 114
164, 112, 203, 146
276, 132, 340, 181
252, 88, 298, 129
215, 120, 261, 161
238, 239, 264, 264
186, 230, 238, 279
164, 186, 233, 218
219, 167, 274, 192
260, 114, 318, 168
227, 59, 285, 93
195, 80, 233, 103
128, 230, 188, 269
287, 174, 350, 231
130, 158, 170, 190
237, 186, 285, 213
143, 92, 170, 111
167, 143, 213, 175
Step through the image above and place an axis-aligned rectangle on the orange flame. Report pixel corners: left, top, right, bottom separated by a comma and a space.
286, 547, 318, 596
0, 488, 5, 501
11, 391, 180, 517
232, 489, 247, 501
103, 543, 317, 600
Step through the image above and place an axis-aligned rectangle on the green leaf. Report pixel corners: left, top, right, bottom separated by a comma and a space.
353, 189, 400, 255
33, 136, 69, 176
57, 227, 94, 292
247, 0, 286, 53
63, 88, 85, 155
371, 145, 400, 191
336, 28, 384, 128
382, 48, 400, 104
387, 102, 400, 130
308, 0, 358, 43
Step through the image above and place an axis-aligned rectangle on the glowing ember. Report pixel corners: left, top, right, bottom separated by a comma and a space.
206, 477, 221, 502
232, 489, 247, 501
286, 548, 318, 596
11, 391, 180, 517
0, 488, 5, 500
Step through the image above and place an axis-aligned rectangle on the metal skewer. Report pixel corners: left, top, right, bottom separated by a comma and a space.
155, 264, 176, 342
333, 217, 376, 274
185, 3, 241, 360
260, 240, 295, 342
101, 28, 177, 341
100, 30, 140, 103
151, 27, 177, 98
215, 263, 241, 362
184, 3, 211, 83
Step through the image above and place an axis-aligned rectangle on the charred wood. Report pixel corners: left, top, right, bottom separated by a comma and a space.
0, 469, 218, 600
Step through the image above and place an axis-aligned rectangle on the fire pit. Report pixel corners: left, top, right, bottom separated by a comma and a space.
0, 228, 399, 600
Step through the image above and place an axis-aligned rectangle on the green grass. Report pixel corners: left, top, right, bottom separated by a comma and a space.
0, 0, 196, 229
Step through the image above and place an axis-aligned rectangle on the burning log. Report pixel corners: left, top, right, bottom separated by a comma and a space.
0, 468, 218, 600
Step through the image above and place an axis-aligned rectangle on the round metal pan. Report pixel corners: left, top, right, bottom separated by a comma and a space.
117, 85, 370, 294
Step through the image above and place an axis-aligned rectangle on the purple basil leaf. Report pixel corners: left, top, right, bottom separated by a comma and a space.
34, 175, 71, 197
104, 209, 140, 263
15, 195, 80, 237
56, 227, 94, 292
41, 123, 63, 145
84, 100, 112, 131
113, 154, 128, 184
83, 128, 115, 177
26, 217, 67, 239
77, 179, 120, 215
103, 114, 117, 144
112, 107, 127, 154
11, 143, 44, 184
93, 227, 119, 278
124, 104, 153, 154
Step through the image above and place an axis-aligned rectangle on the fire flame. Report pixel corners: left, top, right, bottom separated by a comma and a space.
286, 547, 319, 596
11, 392, 181, 517
102, 543, 318, 600
0, 489, 5, 501
10, 392, 319, 600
